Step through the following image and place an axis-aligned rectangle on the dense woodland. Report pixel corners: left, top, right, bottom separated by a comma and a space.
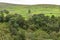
0, 9, 60, 40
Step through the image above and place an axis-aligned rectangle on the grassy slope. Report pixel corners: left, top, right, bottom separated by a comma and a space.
0, 3, 60, 18
0, 3, 60, 40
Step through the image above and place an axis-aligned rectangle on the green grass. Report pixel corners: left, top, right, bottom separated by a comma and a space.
0, 3, 60, 40
0, 3, 60, 18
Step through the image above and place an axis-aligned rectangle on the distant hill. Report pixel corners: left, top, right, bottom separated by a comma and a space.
0, 2, 60, 17
0, 2, 60, 7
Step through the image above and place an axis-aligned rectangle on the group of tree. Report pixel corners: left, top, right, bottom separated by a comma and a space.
0, 9, 60, 40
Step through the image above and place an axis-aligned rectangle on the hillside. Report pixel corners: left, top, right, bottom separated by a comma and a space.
0, 2, 60, 18
0, 2, 60, 40
0, 3, 60, 18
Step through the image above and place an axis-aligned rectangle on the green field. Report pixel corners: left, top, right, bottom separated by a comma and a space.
0, 3, 60, 18
0, 3, 60, 40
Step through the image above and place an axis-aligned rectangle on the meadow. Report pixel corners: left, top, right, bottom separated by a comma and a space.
0, 3, 60, 40
0, 3, 60, 17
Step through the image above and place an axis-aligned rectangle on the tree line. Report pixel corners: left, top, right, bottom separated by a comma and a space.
0, 9, 60, 40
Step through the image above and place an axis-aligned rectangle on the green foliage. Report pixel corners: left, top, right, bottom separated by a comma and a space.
0, 9, 60, 40
0, 9, 9, 22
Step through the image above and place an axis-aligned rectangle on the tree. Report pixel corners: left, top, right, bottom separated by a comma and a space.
5, 14, 13, 22
28, 14, 46, 30
3, 9, 9, 14
0, 9, 9, 22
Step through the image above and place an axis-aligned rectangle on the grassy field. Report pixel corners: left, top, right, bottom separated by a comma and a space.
0, 3, 60, 18
0, 3, 60, 40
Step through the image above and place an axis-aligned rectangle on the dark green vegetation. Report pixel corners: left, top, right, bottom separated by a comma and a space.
0, 3, 60, 40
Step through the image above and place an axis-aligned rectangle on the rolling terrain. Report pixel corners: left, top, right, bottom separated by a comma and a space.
0, 2, 60, 18
0, 3, 60, 40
